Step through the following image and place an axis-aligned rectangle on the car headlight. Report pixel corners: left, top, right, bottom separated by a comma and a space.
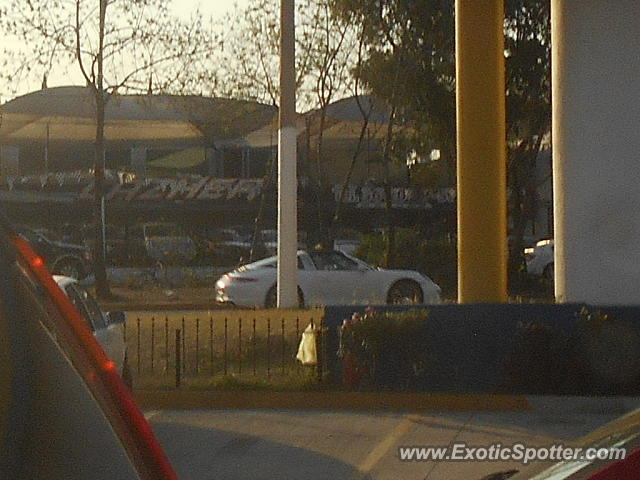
524, 247, 536, 261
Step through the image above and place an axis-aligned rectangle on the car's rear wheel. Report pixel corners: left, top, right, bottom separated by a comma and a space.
387, 280, 424, 305
265, 285, 305, 308
52, 257, 87, 280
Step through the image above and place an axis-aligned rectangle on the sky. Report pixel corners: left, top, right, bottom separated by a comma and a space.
1, 0, 251, 101
170, 0, 249, 21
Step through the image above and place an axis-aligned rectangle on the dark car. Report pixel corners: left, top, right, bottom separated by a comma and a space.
16, 227, 92, 279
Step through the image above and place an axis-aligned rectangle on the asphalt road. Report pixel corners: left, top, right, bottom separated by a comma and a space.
145, 409, 619, 480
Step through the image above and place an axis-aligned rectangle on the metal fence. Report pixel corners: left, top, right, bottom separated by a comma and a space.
124, 309, 324, 389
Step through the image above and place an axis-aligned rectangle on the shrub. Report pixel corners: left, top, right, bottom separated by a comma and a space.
575, 308, 640, 390
504, 321, 572, 394
339, 308, 430, 390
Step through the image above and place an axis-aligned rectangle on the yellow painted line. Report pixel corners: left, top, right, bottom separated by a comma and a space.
354, 414, 420, 479
143, 410, 160, 421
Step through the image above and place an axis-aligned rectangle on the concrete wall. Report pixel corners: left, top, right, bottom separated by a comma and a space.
552, 0, 640, 304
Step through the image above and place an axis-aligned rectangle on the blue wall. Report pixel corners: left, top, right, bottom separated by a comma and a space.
323, 304, 640, 394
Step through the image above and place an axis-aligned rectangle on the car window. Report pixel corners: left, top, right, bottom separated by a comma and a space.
65, 284, 106, 331
63, 285, 93, 331
310, 251, 360, 271
245, 256, 305, 270
76, 286, 107, 330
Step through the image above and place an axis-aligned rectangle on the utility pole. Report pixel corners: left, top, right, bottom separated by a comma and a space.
277, 0, 298, 308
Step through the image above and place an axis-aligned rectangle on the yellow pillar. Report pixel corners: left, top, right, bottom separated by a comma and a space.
455, 0, 507, 303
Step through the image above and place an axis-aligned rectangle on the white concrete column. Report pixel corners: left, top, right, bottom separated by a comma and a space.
552, 0, 640, 304
277, 0, 298, 308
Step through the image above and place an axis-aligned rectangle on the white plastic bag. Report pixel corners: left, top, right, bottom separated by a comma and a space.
296, 323, 317, 365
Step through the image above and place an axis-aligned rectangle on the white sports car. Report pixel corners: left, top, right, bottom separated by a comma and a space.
524, 238, 554, 281
215, 250, 441, 307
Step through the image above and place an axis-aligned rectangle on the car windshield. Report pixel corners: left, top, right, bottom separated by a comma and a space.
309, 251, 360, 271
7, 2, 640, 480
241, 255, 304, 270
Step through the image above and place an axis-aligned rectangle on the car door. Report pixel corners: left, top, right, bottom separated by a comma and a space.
303, 251, 372, 305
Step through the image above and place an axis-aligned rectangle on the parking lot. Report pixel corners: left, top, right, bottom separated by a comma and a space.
146, 408, 620, 480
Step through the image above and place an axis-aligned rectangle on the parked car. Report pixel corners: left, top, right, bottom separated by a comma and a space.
199, 228, 251, 266
333, 229, 363, 255
16, 226, 92, 279
524, 239, 554, 282
54, 275, 130, 384
1, 215, 177, 479
482, 404, 640, 479
253, 229, 308, 255
142, 222, 197, 265
215, 249, 441, 307
82, 223, 155, 267
334, 238, 361, 256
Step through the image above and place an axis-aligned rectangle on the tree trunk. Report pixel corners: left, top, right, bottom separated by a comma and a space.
93, 93, 110, 298
315, 107, 329, 248
382, 103, 397, 268
249, 150, 276, 262
332, 112, 370, 230
93, 0, 110, 299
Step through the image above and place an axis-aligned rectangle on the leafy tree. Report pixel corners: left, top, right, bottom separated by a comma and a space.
505, 0, 551, 269
331, 0, 551, 274
329, 0, 457, 182
0, 0, 209, 298
329, 0, 456, 265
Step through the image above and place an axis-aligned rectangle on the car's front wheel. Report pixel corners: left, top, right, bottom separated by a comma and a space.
265, 285, 305, 308
387, 280, 424, 305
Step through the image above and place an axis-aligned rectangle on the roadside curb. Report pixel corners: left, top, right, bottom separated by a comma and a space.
134, 390, 532, 412
525, 395, 640, 415
133, 391, 640, 414
101, 302, 235, 312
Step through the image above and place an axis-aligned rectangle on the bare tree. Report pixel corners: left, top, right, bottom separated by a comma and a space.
209, 0, 359, 250
331, 23, 375, 231
0, 0, 210, 298
305, 0, 357, 245
211, 0, 319, 109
